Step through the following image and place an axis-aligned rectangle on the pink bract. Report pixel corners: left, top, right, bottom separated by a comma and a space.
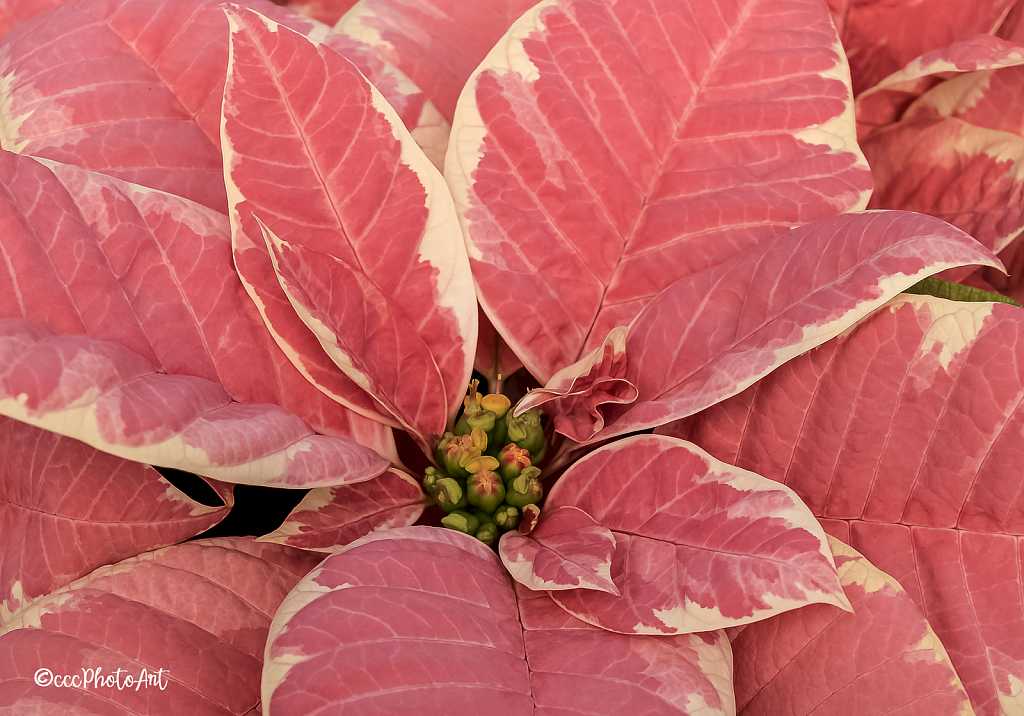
0, 0, 1019, 713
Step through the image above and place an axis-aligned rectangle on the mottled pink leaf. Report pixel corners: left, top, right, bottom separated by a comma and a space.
0, 0, 316, 210
447, 0, 873, 383
0, 319, 389, 488
516, 326, 637, 443
666, 295, 1024, 714
223, 6, 476, 444
542, 435, 849, 635
836, 0, 1014, 95
333, 0, 536, 121
0, 538, 320, 716
730, 536, 974, 716
499, 505, 618, 594
863, 117, 1024, 264
0, 151, 394, 450
319, 31, 450, 169
263, 526, 735, 715
0, 416, 230, 623
258, 468, 424, 550
855, 34, 1024, 138
594, 210, 999, 440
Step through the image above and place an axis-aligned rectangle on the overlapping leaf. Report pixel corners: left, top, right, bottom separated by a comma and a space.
855, 35, 1024, 138
0, 318, 389, 487
523, 435, 850, 635
0, 417, 231, 624
0, 0, 67, 35
333, 0, 536, 121
544, 211, 999, 443
0, 0, 444, 211
0, 538, 320, 715
223, 6, 476, 445
833, 0, 1015, 95
259, 468, 424, 550
446, 0, 873, 383
730, 536, 974, 716
664, 294, 1024, 714
263, 526, 735, 715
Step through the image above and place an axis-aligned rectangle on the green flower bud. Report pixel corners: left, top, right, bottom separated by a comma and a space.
456, 408, 497, 435
505, 467, 543, 508
441, 510, 479, 535
507, 407, 546, 461
422, 466, 447, 498
481, 394, 511, 447
492, 504, 520, 531
466, 469, 506, 513
474, 520, 499, 546
435, 477, 467, 513
437, 428, 488, 478
497, 444, 532, 483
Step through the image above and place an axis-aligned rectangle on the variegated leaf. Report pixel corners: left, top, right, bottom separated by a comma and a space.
446, 0, 872, 383
263, 526, 735, 715
223, 6, 476, 444
543, 435, 850, 635
0, 416, 231, 625
258, 468, 424, 550
665, 294, 1024, 715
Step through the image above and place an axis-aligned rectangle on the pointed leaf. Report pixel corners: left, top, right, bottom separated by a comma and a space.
0, 416, 230, 624
263, 525, 735, 715
594, 210, 1000, 440
0, 319, 389, 487
334, 0, 537, 121
862, 117, 1024, 267
835, 0, 1014, 95
0, 538, 320, 715
258, 468, 425, 550
543, 435, 849, 635
446, 0, 872, 382
668, 295, 1024, 713
855, 34, 1024, 138
223, 6, 476, 442
499, 505, 618, 594
0, 151, 393, 448
0, 0, 316, 210
731, 536, 974, 716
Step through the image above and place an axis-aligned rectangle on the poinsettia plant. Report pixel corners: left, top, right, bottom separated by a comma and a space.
0, 0, 1021, 714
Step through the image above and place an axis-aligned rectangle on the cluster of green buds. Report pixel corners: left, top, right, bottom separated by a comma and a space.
423, 380, 547, 545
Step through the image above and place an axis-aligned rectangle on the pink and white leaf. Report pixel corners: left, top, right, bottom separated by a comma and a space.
543, 435, 850, 635
835, 0, 1015, 96
263, 525, 735, 715
730, 536, 974, 716
594, 210, 1000, 441
0, 151, 394, 446
333, 0, 537, 122
446, 0, 873, 383
258, 468, 425, 551
321, 31, 450, 169
516, 326, 637, 443
862, 118, 1024, 277
516, 584, 735, 716
665, 295, 1024, 714
287, 0, 357, 25
0, 538, 320, 716
0, 416, 231, 625
223, 6, 476, 443
0, 0, 319, 211
499, 505, 618, 594
855, 34, 1024, 136
0, 319, 389, 488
